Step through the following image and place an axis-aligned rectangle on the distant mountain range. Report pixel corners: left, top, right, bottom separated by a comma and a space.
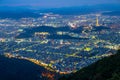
0, 4, 120, 18
102, 11, 120, 16
37, 4, 120, 15
59, 49, 120, 80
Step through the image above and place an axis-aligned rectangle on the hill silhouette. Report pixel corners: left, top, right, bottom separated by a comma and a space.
0, 55, 59, 80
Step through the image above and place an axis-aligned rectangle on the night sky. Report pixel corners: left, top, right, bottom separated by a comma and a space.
0, 0, 120, 8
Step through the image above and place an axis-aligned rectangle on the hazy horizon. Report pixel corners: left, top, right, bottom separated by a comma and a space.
0, 0, 120, 8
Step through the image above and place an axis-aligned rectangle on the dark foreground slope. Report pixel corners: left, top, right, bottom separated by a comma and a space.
0, 56, 58, 80
59, 49, 120, 80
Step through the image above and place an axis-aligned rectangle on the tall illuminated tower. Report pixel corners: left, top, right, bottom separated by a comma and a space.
96, 15, 100, 26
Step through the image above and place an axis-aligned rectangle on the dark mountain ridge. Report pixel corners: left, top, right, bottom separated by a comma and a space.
59, 49, 120, 80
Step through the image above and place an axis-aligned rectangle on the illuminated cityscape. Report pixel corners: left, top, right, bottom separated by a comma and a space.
0, 12, 120, 74
0, 0, 120, 79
